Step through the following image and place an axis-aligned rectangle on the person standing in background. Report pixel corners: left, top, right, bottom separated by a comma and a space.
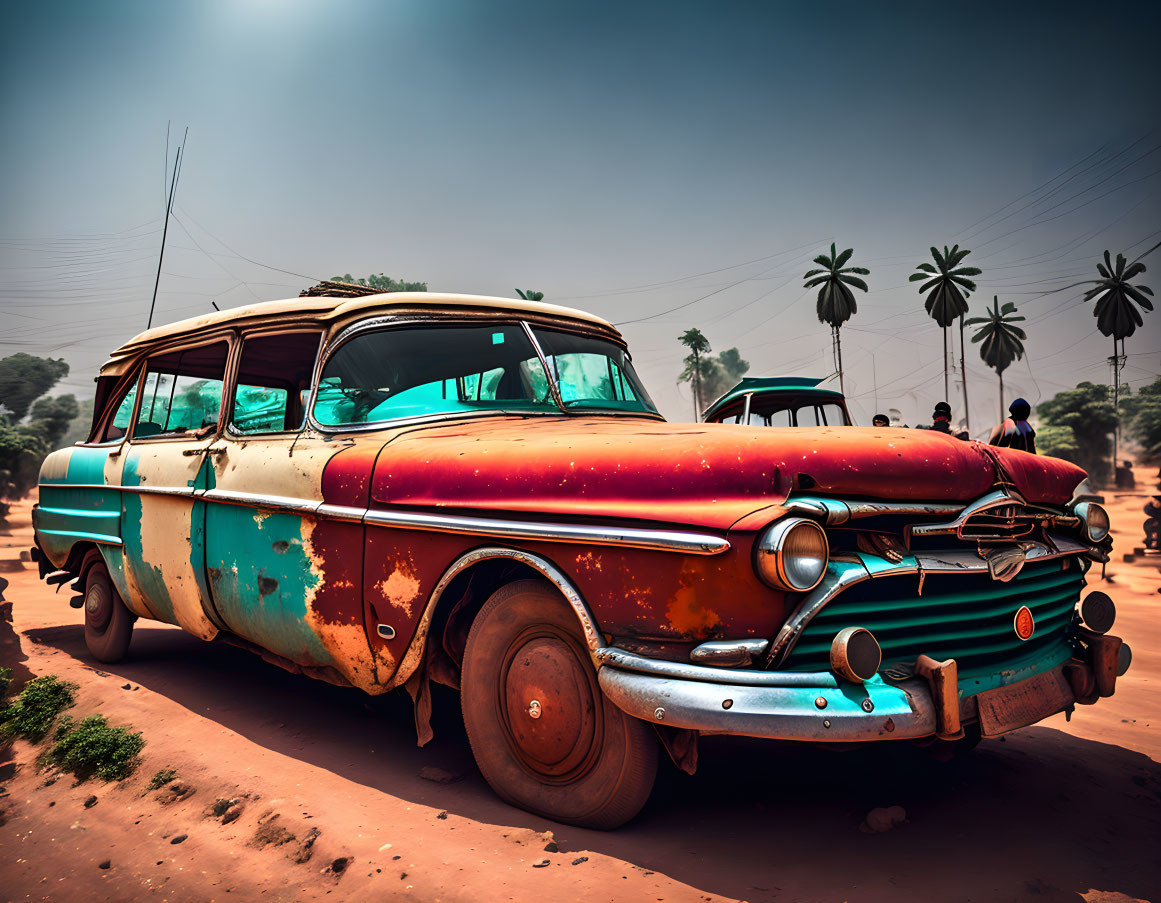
989, 397, 1037, 453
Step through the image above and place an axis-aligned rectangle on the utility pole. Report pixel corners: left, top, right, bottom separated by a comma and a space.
147, 126, 188, 329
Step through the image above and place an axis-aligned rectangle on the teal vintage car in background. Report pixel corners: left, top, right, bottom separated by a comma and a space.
702, 376, 853, 426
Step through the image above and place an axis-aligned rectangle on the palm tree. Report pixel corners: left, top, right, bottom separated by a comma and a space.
1083, 250, 1154, 463
802, 243, 869, 395
516, 289, 545, 302
910, 245, 981, 420
678, 328, 711, 420
965, 297, 1026, 420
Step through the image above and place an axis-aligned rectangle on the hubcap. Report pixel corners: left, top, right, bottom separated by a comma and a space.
85, 581, 111, 631
500, 628, 602, 783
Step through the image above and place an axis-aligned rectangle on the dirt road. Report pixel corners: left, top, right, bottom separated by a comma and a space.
1, 474, 1159, 903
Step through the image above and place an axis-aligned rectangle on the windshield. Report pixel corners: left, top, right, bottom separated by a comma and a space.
311, 322, 657, 427
531, 328, 657, 414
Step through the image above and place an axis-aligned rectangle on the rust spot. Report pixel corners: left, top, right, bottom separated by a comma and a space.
272, 540, 290, 554
258, 575, 279, 598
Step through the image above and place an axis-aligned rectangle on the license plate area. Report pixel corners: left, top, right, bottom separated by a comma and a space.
975, 668, 1074, 737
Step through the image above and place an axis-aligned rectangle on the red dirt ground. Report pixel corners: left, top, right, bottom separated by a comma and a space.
1, 469, 1159, 903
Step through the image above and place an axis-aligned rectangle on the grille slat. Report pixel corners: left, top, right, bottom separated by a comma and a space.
784, 559, 1082, 674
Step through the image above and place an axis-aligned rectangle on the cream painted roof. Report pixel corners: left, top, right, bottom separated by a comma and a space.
100, 292, 616, 375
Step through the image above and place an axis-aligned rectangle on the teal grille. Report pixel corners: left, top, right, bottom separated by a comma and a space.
783, 559, 1082, 675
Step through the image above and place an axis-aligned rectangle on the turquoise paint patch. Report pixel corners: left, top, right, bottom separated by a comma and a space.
957, 642, 1074, 698
35, 447, 123, 563
204, 505, 331, 668
119, 452, 178, 625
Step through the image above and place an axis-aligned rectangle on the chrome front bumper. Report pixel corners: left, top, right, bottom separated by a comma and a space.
595, 646, 1102, 742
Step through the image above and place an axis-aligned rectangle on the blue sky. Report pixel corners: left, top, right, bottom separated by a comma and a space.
2, 0, 1159, 428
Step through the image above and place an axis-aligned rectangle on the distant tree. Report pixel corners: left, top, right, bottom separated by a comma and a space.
802, 243, 869, 395
333, 273, 427, 293
910, 245, 981, 419
60, 398, 95, 447
29, 396, 79, 450
677, 328, 711, 419
515, 289, 545, 302
1122, 375, 1161, 459
965, 297, 1026, 421
698, 348, 751, 405
1082, 250, 1154, 464
0, 354, 70, 422
1037, 382, 1118, 485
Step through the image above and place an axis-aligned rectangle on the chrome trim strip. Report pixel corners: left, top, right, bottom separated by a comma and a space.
598, 646, 842, 687
201, 488, 319, 515
39, 483, 726, 554
766, 536, 1089, 668
315, 503, 366, 523
690, 638, 770, 667
390, 546, 604, 689
782, 495, 967, 526
362, 507, 729, 554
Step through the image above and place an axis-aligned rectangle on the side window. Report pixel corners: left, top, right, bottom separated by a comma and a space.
231, 332, 320, 434
98, 377, 140, 442
133, 341, 229, 439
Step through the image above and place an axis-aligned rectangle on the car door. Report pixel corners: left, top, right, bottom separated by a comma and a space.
201, 329, 382, 690
119, 338, 230, 641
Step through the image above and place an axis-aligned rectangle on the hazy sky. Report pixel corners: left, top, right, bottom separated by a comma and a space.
2, 0, 1159, 429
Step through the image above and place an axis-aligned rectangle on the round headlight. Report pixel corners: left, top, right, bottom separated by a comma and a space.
755, 517, 829, 592
1074, 501, 1110, 542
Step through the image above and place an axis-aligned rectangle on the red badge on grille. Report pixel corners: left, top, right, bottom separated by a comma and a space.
1013, 606, 1035, 641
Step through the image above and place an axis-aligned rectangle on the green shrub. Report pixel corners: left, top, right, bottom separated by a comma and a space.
49, 714, 144, 781
146, 767, 177, 791
0, 675, 77, 741
0, 666, 12, 701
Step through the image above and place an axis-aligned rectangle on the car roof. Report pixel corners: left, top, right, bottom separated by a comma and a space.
99, 291, 616, 376
703, 376, 846, 418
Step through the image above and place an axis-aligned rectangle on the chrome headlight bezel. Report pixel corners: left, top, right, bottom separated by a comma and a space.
754, 517, 829, 592
1073, 501, 1110, 543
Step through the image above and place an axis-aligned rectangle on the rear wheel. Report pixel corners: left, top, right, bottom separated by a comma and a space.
83, 556, 134, 663
460, 579, 657, 829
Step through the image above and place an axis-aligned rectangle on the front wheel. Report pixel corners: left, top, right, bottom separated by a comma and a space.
83, 555, 134, 663
460, 579, 658, 829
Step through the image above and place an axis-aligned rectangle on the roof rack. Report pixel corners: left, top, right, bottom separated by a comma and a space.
299, 279, 383, 298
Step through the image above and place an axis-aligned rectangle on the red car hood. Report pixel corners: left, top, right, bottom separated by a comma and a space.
370, 417, 1085, 531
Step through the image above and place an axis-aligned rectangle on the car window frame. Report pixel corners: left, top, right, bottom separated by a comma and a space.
222, 326, 325, 439
128, 333, 236, 444
80, 366, 147, 449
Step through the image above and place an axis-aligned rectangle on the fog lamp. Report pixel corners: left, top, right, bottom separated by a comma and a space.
830, 626, 881, 683
1073, 501, 1110, 542
1080, 590, 1116, 634
754, 517, 828, 592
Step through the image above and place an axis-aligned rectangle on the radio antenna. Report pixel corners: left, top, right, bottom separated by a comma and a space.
147, 125, 188, 329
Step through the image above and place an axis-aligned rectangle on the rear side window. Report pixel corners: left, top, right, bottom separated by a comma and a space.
133, 341, 229, 439
95, 376, 140, 442
231, 332, 320, 434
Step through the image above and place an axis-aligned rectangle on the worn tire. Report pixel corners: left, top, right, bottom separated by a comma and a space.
460, 579, 657, 829
83, 557, 134, 663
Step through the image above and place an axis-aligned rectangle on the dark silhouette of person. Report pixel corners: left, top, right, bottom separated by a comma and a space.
925, 402, 969, 439
989, 397, 1036, 453
872, 413, 890, 427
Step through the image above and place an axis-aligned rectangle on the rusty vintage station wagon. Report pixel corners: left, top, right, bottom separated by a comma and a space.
31, 286, 1129, 828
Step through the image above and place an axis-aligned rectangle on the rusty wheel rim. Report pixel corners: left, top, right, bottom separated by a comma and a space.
497, 624, 603, 784
85, 579, 112, 632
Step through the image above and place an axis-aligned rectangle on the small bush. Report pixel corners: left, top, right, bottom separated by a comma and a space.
48, 714, 144, 781
0, 666, 12, 701
146, 767, 177, 791
0, 675, 77, 741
